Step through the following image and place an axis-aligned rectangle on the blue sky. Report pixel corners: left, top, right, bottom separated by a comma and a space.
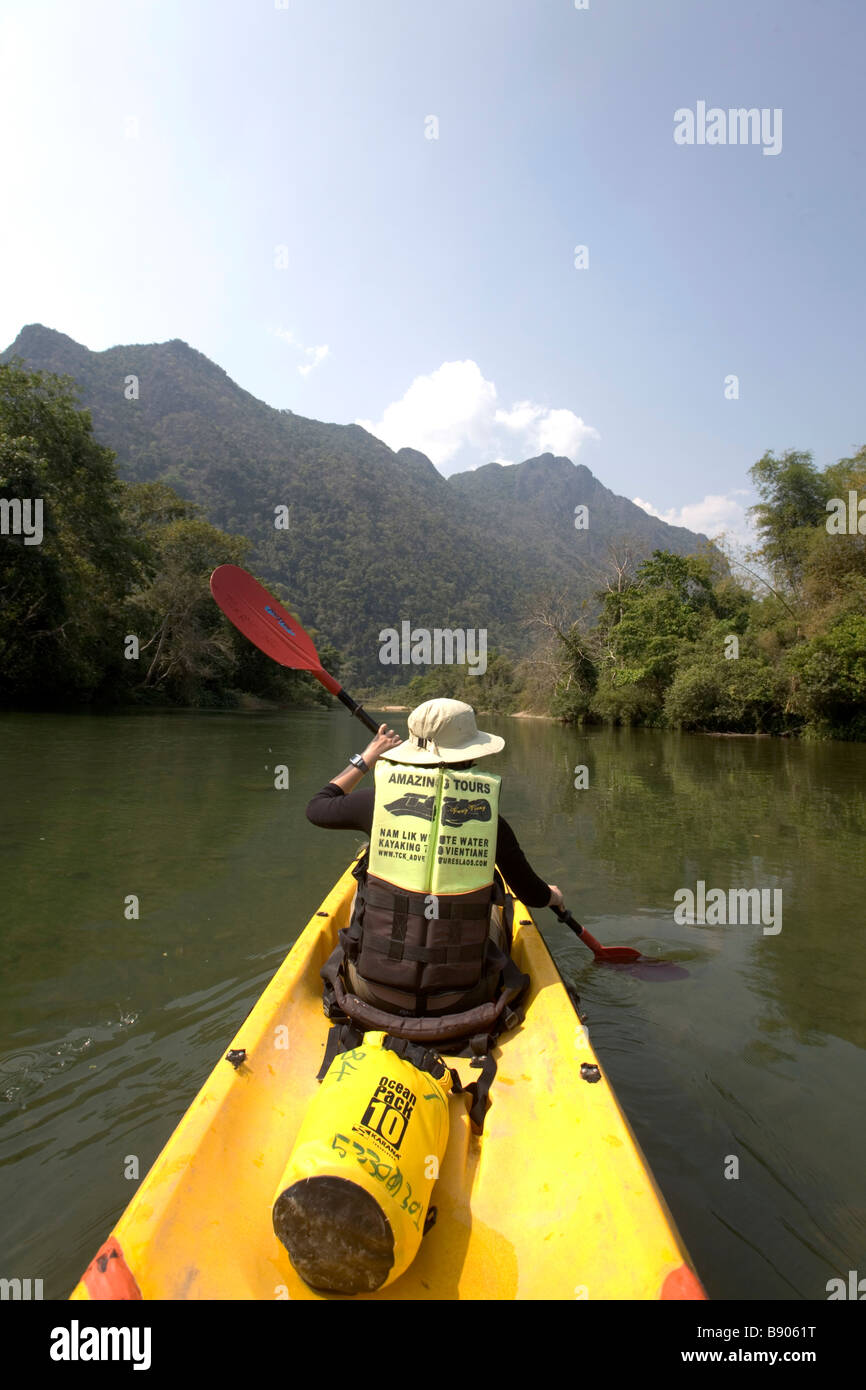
1, 0, 863, 546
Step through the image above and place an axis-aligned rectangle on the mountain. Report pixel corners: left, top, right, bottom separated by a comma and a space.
450, 453, 705, 578
2, 325, 717, 683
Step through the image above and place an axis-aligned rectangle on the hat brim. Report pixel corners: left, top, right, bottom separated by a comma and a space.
380, 730, 505, 765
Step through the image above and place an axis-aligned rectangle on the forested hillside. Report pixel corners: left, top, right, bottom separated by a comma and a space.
529, 449, 866, 740
2, 325, 713, 686
2, 349, 862, 737
0, 362, 335, 708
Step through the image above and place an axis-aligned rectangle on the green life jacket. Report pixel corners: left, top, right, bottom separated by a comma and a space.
368, 760, 500, 897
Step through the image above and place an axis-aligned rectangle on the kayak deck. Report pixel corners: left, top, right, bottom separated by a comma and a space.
71, 857, 705, 1300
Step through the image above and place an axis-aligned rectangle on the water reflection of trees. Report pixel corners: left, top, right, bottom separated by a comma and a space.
490, 719, 866, 1049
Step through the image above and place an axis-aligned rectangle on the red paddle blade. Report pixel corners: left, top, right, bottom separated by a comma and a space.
210, 565, 340, 694
594, 946, 643, 964
555, 910, 646, 965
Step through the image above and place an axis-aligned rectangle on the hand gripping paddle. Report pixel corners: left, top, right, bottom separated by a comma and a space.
209, 564, 380, 734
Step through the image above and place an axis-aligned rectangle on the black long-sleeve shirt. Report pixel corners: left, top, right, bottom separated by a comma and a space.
305, 782, 551, 908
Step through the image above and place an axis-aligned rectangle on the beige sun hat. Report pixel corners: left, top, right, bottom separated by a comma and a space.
380, 698, 505, 766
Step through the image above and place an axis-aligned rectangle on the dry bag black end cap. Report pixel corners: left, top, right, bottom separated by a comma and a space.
273, 1175, 395, 1296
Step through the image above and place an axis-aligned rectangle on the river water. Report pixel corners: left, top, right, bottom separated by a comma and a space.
1, 710, 864, 1300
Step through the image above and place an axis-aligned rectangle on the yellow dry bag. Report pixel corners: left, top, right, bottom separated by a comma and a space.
272, 1033, 452, 1295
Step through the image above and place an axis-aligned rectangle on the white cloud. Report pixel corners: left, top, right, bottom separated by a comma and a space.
357, 360, 598, 471
536, 407, 599, 459
273, 327, 330, 376
494, 401, 543, 433
633, 491, 755, 546
357, 361, 495, 467
298, 344, 329, 377
493, 401, 598, 459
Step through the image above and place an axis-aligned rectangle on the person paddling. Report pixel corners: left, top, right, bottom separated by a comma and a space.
306, 699, 564, 1116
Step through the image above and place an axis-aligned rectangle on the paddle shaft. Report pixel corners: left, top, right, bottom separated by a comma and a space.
552, 905, 602, 952
336, 688, 381, 735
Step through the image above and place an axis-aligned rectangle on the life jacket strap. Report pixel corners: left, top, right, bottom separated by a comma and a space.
363, 937, 488, 967
364, 880, 491, 920
388, 904, 408, 960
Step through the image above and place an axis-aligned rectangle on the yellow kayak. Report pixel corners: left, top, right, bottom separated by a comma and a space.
70, 856, 706, 1301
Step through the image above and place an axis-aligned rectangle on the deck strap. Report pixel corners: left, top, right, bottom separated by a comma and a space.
316, 1020, 365, 1081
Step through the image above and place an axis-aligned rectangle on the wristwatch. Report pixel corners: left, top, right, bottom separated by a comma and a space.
349, 753, 368, 773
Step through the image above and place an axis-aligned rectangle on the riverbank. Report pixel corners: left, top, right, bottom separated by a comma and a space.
368, 704, 559, 722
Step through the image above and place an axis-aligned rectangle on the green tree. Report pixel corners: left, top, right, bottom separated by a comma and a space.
664, 639, 787, 733
590, 551, 721, 721
0, 369, 331, 710
787, 613, 866, 737
0, 363, 137, 703
520, 445, 866, 741
122, 516, 246, 704
749, 450, 832, 598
